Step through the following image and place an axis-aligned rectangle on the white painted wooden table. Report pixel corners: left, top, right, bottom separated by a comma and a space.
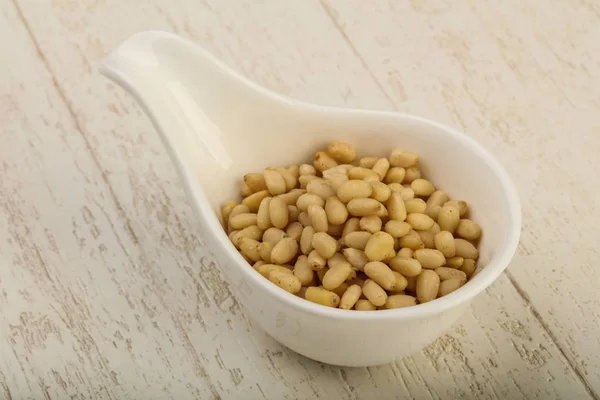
1, 0, 598, 398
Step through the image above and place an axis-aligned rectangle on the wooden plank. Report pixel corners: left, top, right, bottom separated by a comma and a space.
321, 0, 600, 395
0, 0, 594, 398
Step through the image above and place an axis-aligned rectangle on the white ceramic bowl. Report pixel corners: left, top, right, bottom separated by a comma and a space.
100, 31, 521, 367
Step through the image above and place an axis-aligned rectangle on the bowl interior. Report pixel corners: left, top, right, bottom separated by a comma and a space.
192, 104, 517, 285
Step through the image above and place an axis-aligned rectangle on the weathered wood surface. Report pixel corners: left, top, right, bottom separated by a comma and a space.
0, 0, 598, 399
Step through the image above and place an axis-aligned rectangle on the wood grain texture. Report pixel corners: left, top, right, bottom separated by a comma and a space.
0, 0, 597, 398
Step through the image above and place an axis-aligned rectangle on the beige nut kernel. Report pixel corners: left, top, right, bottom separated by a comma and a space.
411, 179, 436, 197
348, 167, 380, 181
347, 198, 381, 217
391, 271, 409, 292
299, 175, 319, 189
359, 156, 378, 169
307, 178, 336, 200
299, 226, 315, 254
308, 249, 327, 271
397, 247, 414, 258
417, 230, 436, 249
239, 237, 262, 262
343, 248, 369, 271
286, 222, 304, 241
308, 204, 329, 232
389, 256, 422, 277
343, 231, 372, 250
253, 260, 265, 269
405, 275, 418, 292
370, 181, 392, 202
293, 255, 314, 286
231, 225, 263, 247
298, 211, 311, 227
275, 167, 297, 191
372, 158, 390, 180
385, 294, 417, 309
360, 215, 382, 233
460, 259, 477, 278
400, 187, 415, 201
325, 196, 349, 225
314, 151, 338, 172
364, 231, 395, 262
384, 220, 412, 238
322, 263, 354, 290
438, 205, 460, 233
387, 192, 407, 221
438, 278, 464, 297
397, 230, 425, 250
426, 190, 448, 219
444, 200, 469, 217
269, 271, 301, 294
330, 282, 349, 297
263, 227, 287, 244
264, 168, 287, 195
455, 219, 482, 241
277, 189, 305, 206
454, 239, 479, 259
327, 140, 356, 163
389, 150, 418, 168
221, 201, 237, 224
257, 197, 272, 230
388, 183, 404, 193
305, 287, 340, 307
337, 180, 373, 203
416, 270, 440, 303
259, 241, 275, 263
271, 237, 299, 265
256, 264, 293, 278
244, 173, 267, 193
434, 231, 456, 257
435, 267, 467, 283
299, 164, 317, 176
342, 217, 361, 237
340, 284, 362, 310
362, 279, 388, 307
403, 166, 421, 183
364, 261, 397, 291
414, 249, 446, 269
296, 193, 325, 212
354, 299, 377, 311
383, 167, 406, 184
405, 198, 427, 214
445, 256, 464, 269
325, 173, 349, 191
229, 213, 258, 230
406, 213, 435, 230
243, 191, 271, 215
312, 232, 338, 259
316, 267, 329, 283
430, 222, 441, 234
269, 197, 289, 229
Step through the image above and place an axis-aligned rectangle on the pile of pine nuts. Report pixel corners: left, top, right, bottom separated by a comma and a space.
222, 141, 481, 310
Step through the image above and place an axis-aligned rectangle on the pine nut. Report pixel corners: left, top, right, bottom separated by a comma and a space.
372, 158, 390, 179
229, 213, 258, 230
327, 252, 347, 269
299, 175, 319, 188
327, 140, 356, 163
343, 248, 369, 271
362, 279, 388, 306
385, 294, 417, 309
256, 264, 293, 278
322, 263, 354, 290
307, 178, 336, 199
277, 189, 305, 206
286, 222, 304, 241
404, 166, 421, 183
288, 205, 300, 223
305, 287, 340, 307
364, 261, 397, 291
347, 198, 381, 217
383, 167, 406, 184
271, 237, 298, 265
384, 220, 412, 238
340, 284, 362, 309
269, 197, 289, 229
438, 278, 464, 297
294, 255, 314, 285
389, 150, 418, 168
416, 270, 440, 303
397, 247, 414, 258
370, 181, 392, 202
308, 249, 327, 270
355, 299, 377, 311
389, 256, 422, 277
314, 151, 338, 172
244, 173, 268, 192
414, 249, 446, 269
445, 256, 464, 269
359, 156, 378, 168
438, 205, 460, 233
444, 200, 468, 217
406, 213, 435, 230
269, 270, 302, 294
348, 166, 381, 181
387, 192, 407, 221
417, 230, 436, 249
400, 187, 415, 201
337, 180, 373, 203
308, 204, 328, 232
456, 219, 482, 241
239, 237, 262, 262
298, 211, 311, 227
296, 193, 325, 212
342, 217, 361, 237
264, 168, 287, 195
299, 164, 316, 176
343, 231, 372, 250
365, 231, 395, 262
325, 196, 349, 225
435, 267, 467, 283
434, 231, 456, 257
426, 190, 448, 219
454, 239, 479, 259
411, 178, 436, 197
397, 230, 425, 250
263, 227, 287, 244
259, 241, 275, 263
460, 259, 477, 277
257, 197, 272, 230
221, 200, 237, 224
312, 232, 338, 259
300, 226, 315, 255
391, 271, 408, 292
360, 215, 382, 233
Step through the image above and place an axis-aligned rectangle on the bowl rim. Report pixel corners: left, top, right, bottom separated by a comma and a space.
191, 105, 521, 321
101, 30, 522, 321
